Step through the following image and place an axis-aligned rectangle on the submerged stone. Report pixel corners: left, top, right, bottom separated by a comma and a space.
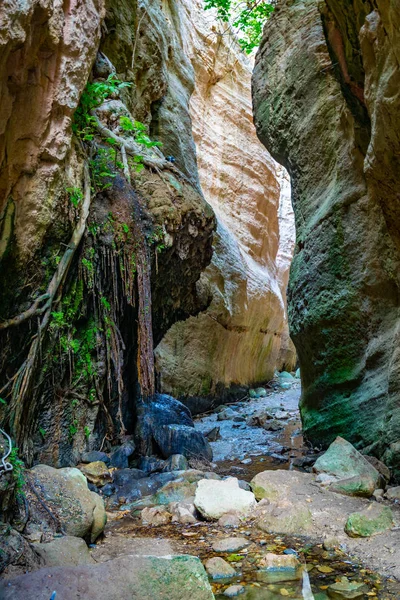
256, 553, 302, 583
327, 577, 368, 599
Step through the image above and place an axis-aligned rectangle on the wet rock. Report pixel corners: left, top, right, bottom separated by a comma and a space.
163, 454, 188, 472
249, 389, 267, 399
274, 410, 289, 420
195, 477, 256, 520
116, 471, 176, 503
363, 456, 391, 484
135, 394, 194, 456
218, 408, 236, 421
313, 437, 380, 497
223, 585, 245, 597
233, 416, 245, 423
204, 557, 236, 579
29, 465, 106, 542
138, 456, 167, 474
218, 513, 241, 528
212, 537, 249, 552
385, 486, 400, 501
246, 412, 273, 428
113, 468, 147, 487
81, 451, 110, 466
169, 501, 197, 524
279, 371, 294, 381
79, 462, 112, 487
345, 504, 394, 538
256, 553, 302, 583
262, 420, 283, 432
101, 483, 115, 498
205, 426, 221, 442
109, 441, 135, 469
33, 536, 95, 567
295, 368, 300, 379
327, 577, 368, 599
141, 506, 172, 526
0, 554, 214, 600
154, 424, 213, 461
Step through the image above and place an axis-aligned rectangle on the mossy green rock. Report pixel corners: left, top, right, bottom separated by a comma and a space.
313, 437, 380, 497
345, 504, 394, 538
0, 554, 214, 600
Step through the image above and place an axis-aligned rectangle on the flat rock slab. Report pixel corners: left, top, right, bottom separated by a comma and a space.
212, 537, 250, 552
0, 555, 214, 600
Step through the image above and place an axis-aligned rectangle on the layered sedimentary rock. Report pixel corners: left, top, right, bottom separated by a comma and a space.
253, 0, 400, 474
156, 0, 295, 403
0, 0, 214, 466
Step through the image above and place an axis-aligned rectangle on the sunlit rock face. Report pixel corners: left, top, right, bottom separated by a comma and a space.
253, 0, 400, 475
156, 0, 296, 403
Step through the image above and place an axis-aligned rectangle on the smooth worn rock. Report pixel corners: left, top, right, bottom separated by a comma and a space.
218, 513, 241, 528
212, 537, 250, 553
255, 500, 313, 536
81, 451, 110, 466
141, 506, 172, 526
33, 536, 95, 567
0, 554, 214, 600
29, 465, 106, 542
162, 454, 189, 472
313, 438, 380, 497
154, 424, 213, 462
79, 462, 112, 487
256, 553, 302, 583
153, 478, 198, 506
345, 504, 394, 538
385, 486, 400, 501
195, 477, 256, 520
204, 557, 236, 580
223, 585, 245, 597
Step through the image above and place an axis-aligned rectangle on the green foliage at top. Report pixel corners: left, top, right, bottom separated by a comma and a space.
9, 448, 25, 494
73, 74, 132, 138
204, 0, 275, 53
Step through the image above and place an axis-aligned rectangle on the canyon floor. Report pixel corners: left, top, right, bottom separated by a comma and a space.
85, 384, 400, 600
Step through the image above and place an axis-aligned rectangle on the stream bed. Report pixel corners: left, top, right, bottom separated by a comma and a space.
98, 381, 400, 599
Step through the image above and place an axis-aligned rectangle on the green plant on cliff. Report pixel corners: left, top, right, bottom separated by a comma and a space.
204, 0, 275, 53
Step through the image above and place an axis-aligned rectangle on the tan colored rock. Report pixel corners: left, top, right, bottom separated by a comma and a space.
155, 0, 296, 400
79, 461, 112, 487
141, 506, 172, 526
33, 536, 95, 568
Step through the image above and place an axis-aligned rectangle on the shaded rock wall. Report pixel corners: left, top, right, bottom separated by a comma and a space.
155, 0, 296, 404
253, 0, 400, 475
0, 0, 214, 466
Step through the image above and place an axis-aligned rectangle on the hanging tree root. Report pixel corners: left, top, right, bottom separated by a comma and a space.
6, 163, 92, 446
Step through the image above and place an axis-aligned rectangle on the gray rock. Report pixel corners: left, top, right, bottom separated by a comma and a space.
109, 441, 135, 469
195, 477, 256, 520
223, 585, 245, 597
212, 537, 250, 553
138, 456, 167, 474
204, 557, 236, 580
385, 486, 400, 501
218, 408, 236, 421
141, 506, 171, 526
218, 513, 241, 528
0, 554, 214, 600
33, 536, 95, 567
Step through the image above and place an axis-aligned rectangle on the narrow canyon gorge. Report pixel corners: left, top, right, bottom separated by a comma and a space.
0, 1, 399, 599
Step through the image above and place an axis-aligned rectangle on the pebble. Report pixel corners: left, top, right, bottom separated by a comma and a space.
223, 585, 245, 597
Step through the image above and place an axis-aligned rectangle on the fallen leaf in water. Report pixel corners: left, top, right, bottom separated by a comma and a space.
279, 589, 289, 596
317, 565, 334, 573
319, 585, 328, 590
182, 532, 197, 537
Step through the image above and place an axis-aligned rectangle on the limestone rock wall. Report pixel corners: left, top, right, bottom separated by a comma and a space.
0, 0, 214, 465
155, 0, 296, 403
253, 0, 400, 475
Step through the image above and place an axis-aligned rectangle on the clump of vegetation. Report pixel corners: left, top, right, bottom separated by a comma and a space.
8, 448, 25, 495
204, 0, 275, 53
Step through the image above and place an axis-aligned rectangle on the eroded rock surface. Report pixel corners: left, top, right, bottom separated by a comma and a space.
253, 0, 400, 473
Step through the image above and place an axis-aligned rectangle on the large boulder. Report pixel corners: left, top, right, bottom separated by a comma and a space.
135, 394, 195, 456
153, 424, 213, 461
313, 437, 381, 497
0, 554, 214, 600
194, 477, 256, 520
29, 465, 106, 542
